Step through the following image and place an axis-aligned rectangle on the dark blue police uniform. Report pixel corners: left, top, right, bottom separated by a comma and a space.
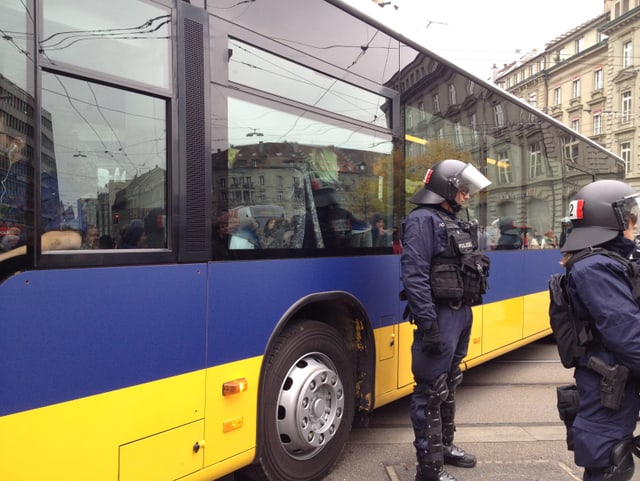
401, 205, 473, 455
566, 237, 640, 481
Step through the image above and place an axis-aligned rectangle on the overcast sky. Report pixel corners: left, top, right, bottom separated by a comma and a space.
347, 0, 606, 80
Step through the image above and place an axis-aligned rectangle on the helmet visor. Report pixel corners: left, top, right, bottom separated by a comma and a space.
456, 163, 491, 195
613, 193, 640, 230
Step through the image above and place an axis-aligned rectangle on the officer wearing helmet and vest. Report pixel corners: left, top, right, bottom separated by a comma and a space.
401, 159, 491, 481
560, 179, 640, 481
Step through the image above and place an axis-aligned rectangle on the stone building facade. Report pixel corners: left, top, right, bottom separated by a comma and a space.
495, 1, 640, 189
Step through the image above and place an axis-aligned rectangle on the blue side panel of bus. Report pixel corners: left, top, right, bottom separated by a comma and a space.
206, 255, 404, 366
0, 264, 208, 417
482, 249, 561, 304
205, 250, 561, 365
0, 249, 560, 417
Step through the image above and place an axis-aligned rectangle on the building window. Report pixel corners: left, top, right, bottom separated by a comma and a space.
466, 80, 475, 96
529, 65, 534, 77
571, 118, 580, 133
471, 113, 478, 144
623, 41, 633, 68
433, 94, 440, 112
529, 142, 543, 178
454, 122, 464, 148
622, 90, 632, 122
494, 104, 505, 128
448, 84, 457, 104
593, 112, 602, 135
562, 135, 580, 161
572, 78, 581, 98
575, 37, 584, 53
554, 86, 562, 105
497, 151, 511, 184
419, 101, 425, 121
594, 68, 603, 90
529, 93, 537, 108
621, 141, 632, 174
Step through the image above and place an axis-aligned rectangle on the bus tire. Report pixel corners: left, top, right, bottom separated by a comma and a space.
244, 320, 355, 481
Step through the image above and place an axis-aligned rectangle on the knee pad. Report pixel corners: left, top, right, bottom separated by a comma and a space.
448, 365, 463, 390
426, 372, 449, 408
604, 438, 635, 481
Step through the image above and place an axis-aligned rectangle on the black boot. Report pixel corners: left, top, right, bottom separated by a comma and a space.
415, 462, 458, 481
443, 444, 476, 468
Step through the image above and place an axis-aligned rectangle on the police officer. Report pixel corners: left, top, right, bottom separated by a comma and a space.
401, 159, 491, 481
560, 180, 640, 481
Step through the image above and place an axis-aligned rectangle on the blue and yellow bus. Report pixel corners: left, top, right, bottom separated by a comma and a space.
0, 1, 623, 481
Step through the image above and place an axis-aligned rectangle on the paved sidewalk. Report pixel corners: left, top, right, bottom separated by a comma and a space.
323, 340, 640, 481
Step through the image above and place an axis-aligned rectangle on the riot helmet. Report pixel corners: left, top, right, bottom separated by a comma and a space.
560, 179, 640, 252
409, 159, 491, 205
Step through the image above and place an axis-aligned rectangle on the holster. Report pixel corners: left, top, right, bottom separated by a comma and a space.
557, 384, 579, 451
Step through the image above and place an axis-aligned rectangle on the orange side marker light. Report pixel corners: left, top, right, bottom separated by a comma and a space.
223, 378, 248, 396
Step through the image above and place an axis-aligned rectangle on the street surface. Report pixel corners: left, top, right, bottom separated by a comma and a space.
323, 337, 640, 481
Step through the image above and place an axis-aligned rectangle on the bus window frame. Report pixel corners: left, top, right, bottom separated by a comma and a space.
30, 1, 183, 269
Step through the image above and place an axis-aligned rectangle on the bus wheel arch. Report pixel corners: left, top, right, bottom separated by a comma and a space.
242, 294, 375, 481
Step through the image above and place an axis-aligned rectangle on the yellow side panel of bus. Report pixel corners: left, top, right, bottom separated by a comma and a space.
481, 297, 523, 354
0, 371, 205, 481
374, 324, 397, 396
119, 420, 205, 481
204, 356, 262, 467
523, 290, 551, 337
466, 305, 484, 360
397, 320, 415, 388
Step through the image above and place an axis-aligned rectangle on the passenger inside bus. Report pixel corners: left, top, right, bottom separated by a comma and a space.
494, 217, 522, 250
0, 229, 82, 263
82, 225, 100, 249
370, 213, 391, 247
230, 216, 260, 249
260, 217, 285, 248
118, 220, 148, 249
311, 184, 371, 249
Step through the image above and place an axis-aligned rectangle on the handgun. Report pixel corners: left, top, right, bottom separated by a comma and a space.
587, 356, 629, 410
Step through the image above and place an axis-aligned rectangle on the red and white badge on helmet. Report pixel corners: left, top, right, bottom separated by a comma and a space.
569, 199, 584, 220
424, 169, 433, 185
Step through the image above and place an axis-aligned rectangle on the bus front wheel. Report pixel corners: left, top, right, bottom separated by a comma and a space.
246, 320, 355, 481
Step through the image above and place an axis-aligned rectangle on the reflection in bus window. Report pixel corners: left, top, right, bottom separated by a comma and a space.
41, 74, 167, 251
42, 0, 171, 90
212, 96, 394, 256
228, 39, 389, 128
0, 113, 28, 258
402, 58, 620, 249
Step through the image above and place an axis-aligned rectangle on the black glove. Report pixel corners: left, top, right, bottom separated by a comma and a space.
420, 322, 442, 354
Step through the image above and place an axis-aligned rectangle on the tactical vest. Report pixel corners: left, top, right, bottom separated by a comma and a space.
429, 209, 490, 307
549, 247, 640, 368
